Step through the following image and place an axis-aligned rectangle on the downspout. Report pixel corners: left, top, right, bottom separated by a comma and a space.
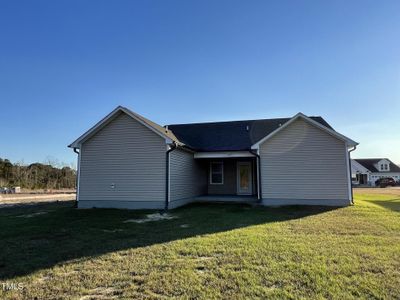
348, 146, 357, 204
165, 143, 177, 211
73, 147, 80, 208
250, 149, 262, 203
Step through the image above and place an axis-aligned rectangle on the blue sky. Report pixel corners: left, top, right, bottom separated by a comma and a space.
0, 0, 399, 167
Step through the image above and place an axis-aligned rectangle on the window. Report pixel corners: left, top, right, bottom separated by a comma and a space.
210, 162, 223, 184
385, 164, 388, 170
380, 164, 384, 171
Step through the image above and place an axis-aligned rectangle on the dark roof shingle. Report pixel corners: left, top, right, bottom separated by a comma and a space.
168, 117, 332, 151
354, 159, 400, 173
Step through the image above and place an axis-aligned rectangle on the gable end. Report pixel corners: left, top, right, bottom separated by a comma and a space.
68, 106, 174, 148
251, 113, 358, 150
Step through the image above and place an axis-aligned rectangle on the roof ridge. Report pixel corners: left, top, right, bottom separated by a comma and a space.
355, 158, 389, 161
168, 116, 324, 127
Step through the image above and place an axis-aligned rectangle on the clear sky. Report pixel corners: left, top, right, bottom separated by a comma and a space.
1, 0, 399, 167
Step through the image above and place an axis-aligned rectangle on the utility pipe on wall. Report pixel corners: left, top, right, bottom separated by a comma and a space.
165, 143, 177, 211
348, 146, 357, 204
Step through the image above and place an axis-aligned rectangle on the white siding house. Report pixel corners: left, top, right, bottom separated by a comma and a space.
351, 158, 400, 186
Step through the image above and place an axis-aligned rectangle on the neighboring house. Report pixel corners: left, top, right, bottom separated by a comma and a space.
68, 106, 358, 209
351, 158, 400, 186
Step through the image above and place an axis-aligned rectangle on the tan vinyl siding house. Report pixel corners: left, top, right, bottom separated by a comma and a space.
258, 118, 350, 206
69, 106, 357, 209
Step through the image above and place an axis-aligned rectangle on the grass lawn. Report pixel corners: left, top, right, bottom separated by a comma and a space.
0, 189, 399, 299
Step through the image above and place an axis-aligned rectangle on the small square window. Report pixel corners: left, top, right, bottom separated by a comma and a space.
210, 162, 223, 185
211, 162, 223, 174
212, 173, 223, 184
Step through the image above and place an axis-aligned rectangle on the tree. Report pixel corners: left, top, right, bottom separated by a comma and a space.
0, 158, 76, 189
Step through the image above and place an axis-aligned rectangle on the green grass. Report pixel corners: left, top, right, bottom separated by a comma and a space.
0, 190, 399, 299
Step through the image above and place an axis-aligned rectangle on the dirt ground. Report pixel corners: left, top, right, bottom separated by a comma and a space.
354, 187, 400, 196
0, 193, 76, 207
15, 188, 76, 194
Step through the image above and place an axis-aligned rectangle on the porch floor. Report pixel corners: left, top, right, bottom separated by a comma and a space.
194, 195, 258, 204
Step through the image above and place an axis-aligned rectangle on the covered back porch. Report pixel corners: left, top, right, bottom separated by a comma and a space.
194, 151, 260, 203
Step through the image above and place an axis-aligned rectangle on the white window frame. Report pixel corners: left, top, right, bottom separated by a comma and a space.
210, 161, 224, 185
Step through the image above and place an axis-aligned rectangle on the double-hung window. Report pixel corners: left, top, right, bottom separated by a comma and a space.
210, 162, 223, 185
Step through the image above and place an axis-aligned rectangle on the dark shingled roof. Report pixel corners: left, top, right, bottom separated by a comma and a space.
167, 117, 332, 151
354, 159, 400, 173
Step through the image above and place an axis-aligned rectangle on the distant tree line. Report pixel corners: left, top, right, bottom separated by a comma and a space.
0, 158, 76, 189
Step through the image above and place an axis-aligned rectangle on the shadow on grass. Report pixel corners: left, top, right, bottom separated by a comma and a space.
366, 198, 400, 212
0, 200, 338, 280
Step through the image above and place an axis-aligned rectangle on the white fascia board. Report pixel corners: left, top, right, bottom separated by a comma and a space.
194, 151, 255, 159
251, 112, 358, 149
68, 106, 173, 148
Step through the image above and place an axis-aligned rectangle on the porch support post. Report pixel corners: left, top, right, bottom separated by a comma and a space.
256, 155, 261, 200
250, 150, 262, 201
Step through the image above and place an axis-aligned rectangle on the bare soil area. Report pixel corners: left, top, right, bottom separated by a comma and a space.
354, 187, 400, 196
0, 193, 76, 207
